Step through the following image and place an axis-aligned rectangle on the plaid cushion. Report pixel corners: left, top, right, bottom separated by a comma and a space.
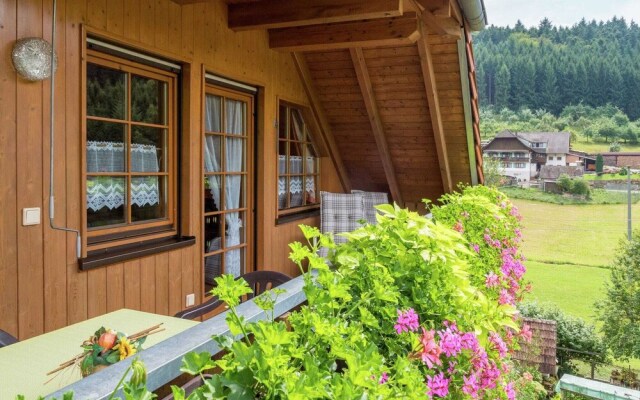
351, 190, 389, 225
320, 191, 364, 249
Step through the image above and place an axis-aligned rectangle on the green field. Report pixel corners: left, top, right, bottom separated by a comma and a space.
523, 261, 608, 323
583, 173, 640, 181
513, 199, 637, 267
513, 198, 640, 371
572, 138, 640, 154
502, 187, 640, 205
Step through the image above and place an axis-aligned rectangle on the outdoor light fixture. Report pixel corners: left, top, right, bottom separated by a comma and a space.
12, 37, 57, 81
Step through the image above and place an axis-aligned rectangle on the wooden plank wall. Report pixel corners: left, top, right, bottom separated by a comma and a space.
0, 0, 341, 340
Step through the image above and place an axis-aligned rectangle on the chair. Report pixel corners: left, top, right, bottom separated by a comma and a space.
351, 190, 389, 225
174, 296, 224, 320
0, 329, 18, 348
160, 374, 212, 400
239, 270, 292, 301
174, 271, 291, 320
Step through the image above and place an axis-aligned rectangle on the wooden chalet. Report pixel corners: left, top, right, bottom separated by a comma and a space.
0, 0, 486, 340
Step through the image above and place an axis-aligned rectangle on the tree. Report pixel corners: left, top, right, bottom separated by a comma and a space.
596, 231, 640, 359
609, 141, 621, 152
596, 154, 604, 175
495, 64, 511, 110
482, 157, 505, 187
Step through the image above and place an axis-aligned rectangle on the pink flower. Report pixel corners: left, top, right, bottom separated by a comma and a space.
505, 382, 516, 400
520, 324, 533, 343
394, 308, 419, 334
485, 272, 500, 288
472, 244, 480, 253
453, 221, 464, 233
462, 374, 480, 398
426, 372, 450, 398
499, 289, 514, 305
378, 372, 389, 384
419, 328, 443, 369
489, 332, 508, 358
438, 326, 462, 357
523, 372, 533, 381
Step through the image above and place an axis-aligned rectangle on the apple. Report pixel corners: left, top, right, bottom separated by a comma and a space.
98, 330, 117, 352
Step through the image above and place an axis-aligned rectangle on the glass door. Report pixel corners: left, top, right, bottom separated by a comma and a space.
203, 85, 253, 294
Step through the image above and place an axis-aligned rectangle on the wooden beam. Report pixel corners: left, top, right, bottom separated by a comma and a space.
291, 53, 351, 193
269, 14, 421, 52
412, 0, 461, 38
416, 26, 453, 193
229, 0, 403, 31
170, 0, 210, 4
349, 48, 403, 205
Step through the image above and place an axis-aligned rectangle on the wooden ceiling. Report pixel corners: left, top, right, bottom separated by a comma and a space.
171, 0, 476, 206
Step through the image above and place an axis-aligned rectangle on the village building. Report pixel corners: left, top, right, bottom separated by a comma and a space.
482, 131, 571, 182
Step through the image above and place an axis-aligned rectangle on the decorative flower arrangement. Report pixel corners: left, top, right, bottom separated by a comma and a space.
47, 324, 163, 379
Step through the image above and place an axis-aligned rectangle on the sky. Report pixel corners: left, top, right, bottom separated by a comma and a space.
483, 0, 640, 28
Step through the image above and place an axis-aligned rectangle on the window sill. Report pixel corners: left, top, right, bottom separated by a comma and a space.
79, 235, 196, 271
276, 208, 320, 225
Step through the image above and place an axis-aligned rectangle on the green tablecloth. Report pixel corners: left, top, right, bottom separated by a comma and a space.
0, 309, 198, 399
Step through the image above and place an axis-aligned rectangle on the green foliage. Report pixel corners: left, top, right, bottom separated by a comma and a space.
519, 302, 608, 374
609, 141, 622, 152
556, 174, 573, 193
596, 231, 640, 360
596, 154, 604, 174
170, 187, 525, 399
475, 19, 640, 119
483, 156, 506, 187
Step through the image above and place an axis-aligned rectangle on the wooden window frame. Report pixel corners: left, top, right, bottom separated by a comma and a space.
82, 50, 178, 251
202, 84, 255, 294
276, 100, 321, 217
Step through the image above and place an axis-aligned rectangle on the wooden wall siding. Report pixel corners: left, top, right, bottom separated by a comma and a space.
0, 0, 341, 340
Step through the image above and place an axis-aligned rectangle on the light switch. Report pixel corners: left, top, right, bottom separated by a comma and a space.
186, 293, 195, 307
22, 207, 41, 226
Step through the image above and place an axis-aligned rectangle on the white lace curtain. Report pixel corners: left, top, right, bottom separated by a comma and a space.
204, 95, 244, 278
277, 108, 316, 208
86, 141, 160, 211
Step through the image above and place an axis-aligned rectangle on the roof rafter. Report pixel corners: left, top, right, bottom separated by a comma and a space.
291, 53, 352, 193
349, 48, 403, 205
416, 24, 453, 193
229, 0, 403, 31
269, 14, 421, 52
411, 0, 461, 38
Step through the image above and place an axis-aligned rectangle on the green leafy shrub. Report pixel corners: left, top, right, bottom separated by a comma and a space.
557, 174, 574, 193
596, 231, 640, 360
169, 187, 530, 399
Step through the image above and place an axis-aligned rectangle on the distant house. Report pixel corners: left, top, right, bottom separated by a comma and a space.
601, 152, 640, 168
567, 150, 596, 171
482, 131, 571, 182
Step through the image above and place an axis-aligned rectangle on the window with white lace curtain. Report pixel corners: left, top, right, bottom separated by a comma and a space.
277, 102, 320, 214
203, 85, 253, 292
84, 50, 177, 247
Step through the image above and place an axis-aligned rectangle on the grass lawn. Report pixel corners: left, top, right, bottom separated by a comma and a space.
571, 138, 640, 154
583, 173, 640, 181
512, 198, 637, 267
502, 187, 640, 205
513, 198, 640, 371
523, 261, 608, 322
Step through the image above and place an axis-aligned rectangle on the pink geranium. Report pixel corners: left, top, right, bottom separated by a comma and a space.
394, 308, 419, 334
419, 328, 443, 368
426, 372, 450, 398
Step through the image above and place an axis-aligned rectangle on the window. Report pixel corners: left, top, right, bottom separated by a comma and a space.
548, 156, 553, 161
203, 85, 254, 291
84, 50, 177, 248
557, 156, 562, 161
277, 102, 320, 213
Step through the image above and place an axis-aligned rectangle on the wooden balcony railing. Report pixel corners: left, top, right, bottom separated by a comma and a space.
45, 274, 308, 400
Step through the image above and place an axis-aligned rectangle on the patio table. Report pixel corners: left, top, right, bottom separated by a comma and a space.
0, 309, 198, 399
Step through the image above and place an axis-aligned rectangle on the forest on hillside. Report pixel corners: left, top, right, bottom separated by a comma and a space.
473, 18, 640, 120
